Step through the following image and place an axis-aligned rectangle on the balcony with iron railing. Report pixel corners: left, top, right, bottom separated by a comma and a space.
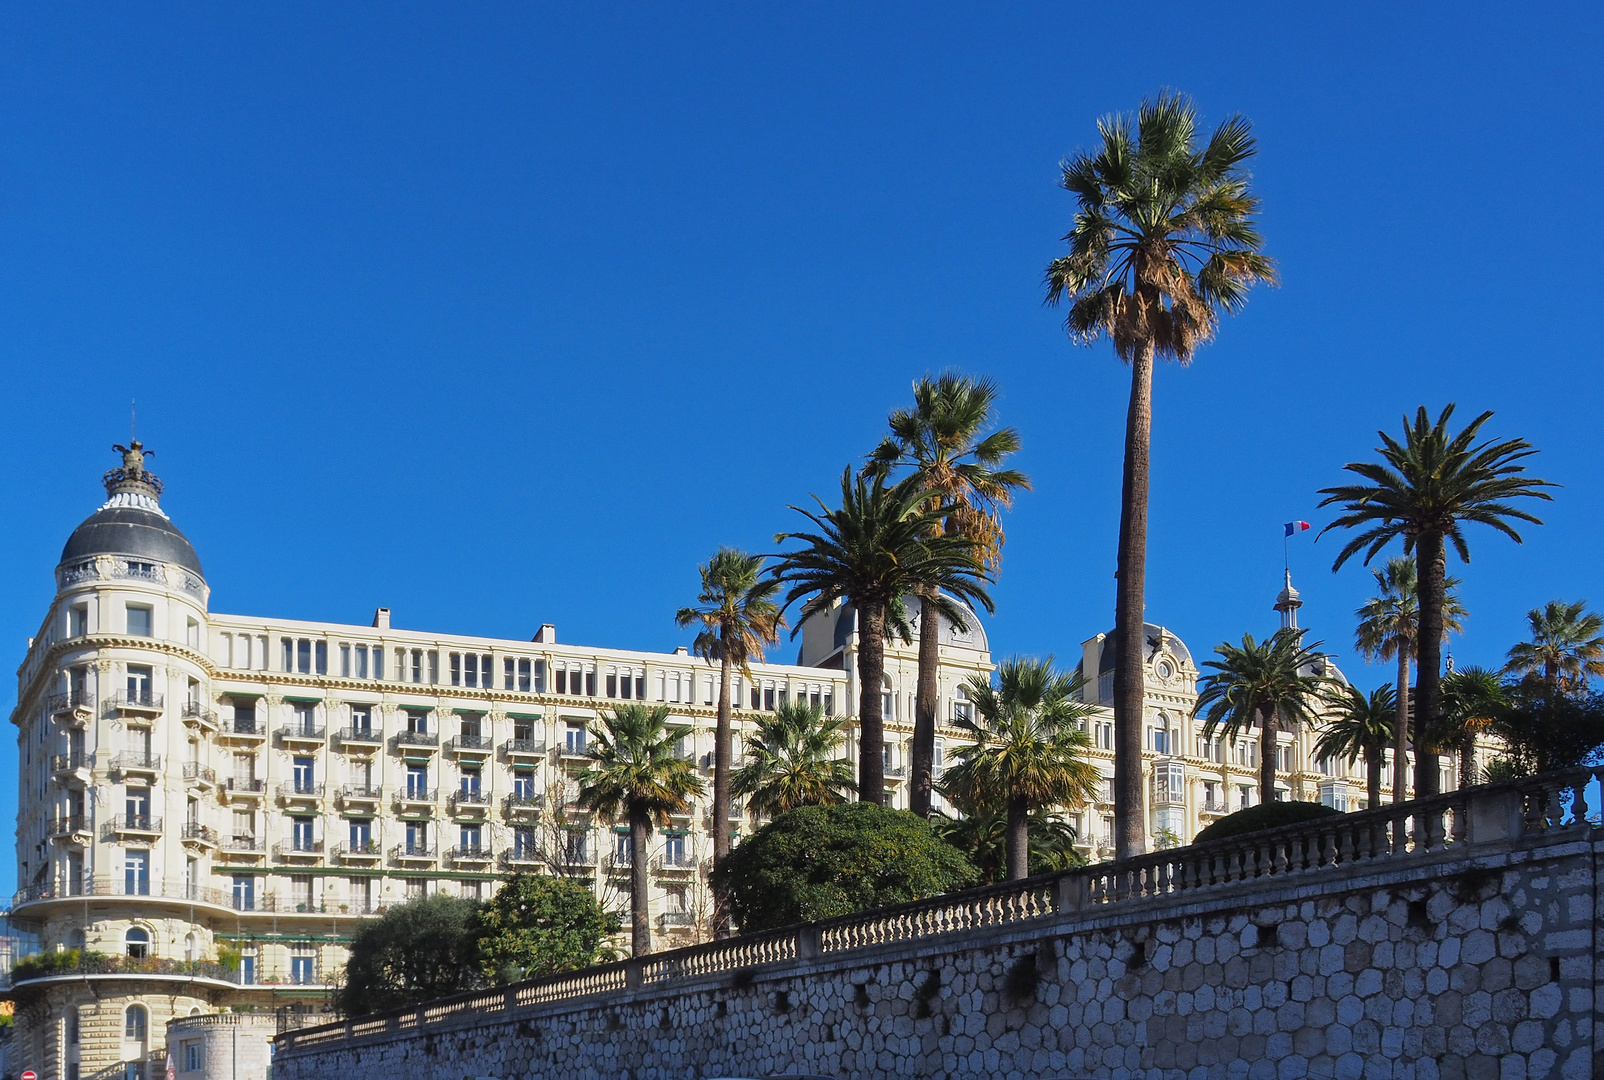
448, 790, 490, 816
220, 716, 266, 741
278, 724, 327, 746
658, 910, 695, 929
180, 822, 219, 848
48, 691, 95, 720
110, 752, 163, 776
556, 741, 592, 764
393, 731, 440, 754
102, 815, 163, 839
109, 689, 164, 715
336, 726, 384, 748
274, 838, 325, 861
221, 835, 265, 856
448, 844, 493, 866
498, 848, 542, 870
48, 815, 89, 840
652, 850, 698, 873
50, 751, 91, 775
182, 762, 217, 787
223, 777, 267, 799
333, 840, 382, 862
603, 852, 634, 875
337, 784, 382, 806
501, 738, 547, 761
447, 734, 493, 758
276, 783, 326, 803
180, 701, 219, 730
393, 789, 437, 814
502, 792, 544, 817
389, 843, 437, 865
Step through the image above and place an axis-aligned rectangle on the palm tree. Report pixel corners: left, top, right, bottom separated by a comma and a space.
731, 700, 857, 818
1435, 666, 1508, 787
931, 805, 1085, 885
674, 548, 783, 924
1314, 683, 1396, 809
1503, 600, 1604, 693
864, 372, 1031, 819
1353, 557, 1466, 803
772, 468, 992, 805
1193, 629, 1337, 807
937, 657, 1101, 880
1319, 405, 1555, 796
1045, 93, 1275, 859
576, 704, 704, 956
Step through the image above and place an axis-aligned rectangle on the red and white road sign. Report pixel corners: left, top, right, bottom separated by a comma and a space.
21, 1069, 38, 1080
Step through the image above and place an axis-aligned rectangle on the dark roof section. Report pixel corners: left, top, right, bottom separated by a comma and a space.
1098, 623, 1193, 673
60, 505, 204, 577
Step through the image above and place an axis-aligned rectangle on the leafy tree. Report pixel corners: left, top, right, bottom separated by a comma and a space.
1314, 683, 1396, 809
674, 547, 784, 926
938, 657, 1101, 879
337, 894, 482, 1016
1434, 666, 1508, 786
1192, 801, 1341, 844
713, 803, 977, 933
864, 372, 1030, 817
1193, 629, 1337, 808
772, 468, 991, 804
474, 874, 614, 984
1044, 92, 1275, 859
732, 699, 856, 818
1488, 683, 1604, 777
1319, 405, 1554, 796
1503, 599, 1604, 694
576, 704, 705, 956
1353, 557, 1466, 803
930, 804, 1086, 885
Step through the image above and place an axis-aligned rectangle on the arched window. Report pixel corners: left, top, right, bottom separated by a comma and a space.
125, 927, 149, 959
953, 685, 972, 723
1150, 713, 1171, 756
124, 1004, 147, 1041
184, 932, 197, 962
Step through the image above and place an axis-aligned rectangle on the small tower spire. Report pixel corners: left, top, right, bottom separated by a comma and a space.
1273, 568, 1302, 631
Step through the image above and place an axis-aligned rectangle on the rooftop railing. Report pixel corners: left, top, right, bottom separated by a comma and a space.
276, 765, 1603, 1057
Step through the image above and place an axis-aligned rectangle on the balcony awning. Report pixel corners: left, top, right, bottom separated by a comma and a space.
283, 695, 322, 704
506, 712, 542, 720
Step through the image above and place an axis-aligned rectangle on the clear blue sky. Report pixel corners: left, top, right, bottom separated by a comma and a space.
3, 6, 1601, 892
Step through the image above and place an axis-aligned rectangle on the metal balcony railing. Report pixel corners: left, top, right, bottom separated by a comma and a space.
276, 783, 325, 800
394, 731, 440, 749
502, 792, 544, 814
448, 844, 493, 863
449, 790, 489, 814
181, 822, 219, 845
111, 752, 163, 773
337, 726, 383, 745
448, 734, 492, 754
49, 815, 88, 837
653, 851, 698, 872
659, 911, 695, 928
182, 762, 217, 785
50, 751, 90, 773
334, 840, 381, 859
339, 784, 382, 801
223, 717, 264, 737
48, 691, 95, 715
110, 690, 164, 712
498, 849, 542, 868
104, 814, 163, 836
275, 839, 325, 858
278, 724, 327, 742
395, 787, 437, 804
181, 701, 218, 726
223, 835, 264, 853
224, 777, 266, 796
389, 844, 437, 862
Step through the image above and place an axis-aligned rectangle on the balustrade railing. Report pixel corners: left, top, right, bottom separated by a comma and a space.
276, 766, 1604, 1057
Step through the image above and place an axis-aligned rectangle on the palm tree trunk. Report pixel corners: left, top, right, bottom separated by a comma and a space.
1113, 339, 1155, 859
1414, 531, 1446, 797
1258, 706, 1277, 805
1366, 746, 1382, 809
629, 812, 651, 956
1459, 740, 1475, 788
856, 601, 887, 805
1393, 651, 1410, 803
910, 585, 940, 818
711, 651, 734, 937
1006, 794, 1030, 881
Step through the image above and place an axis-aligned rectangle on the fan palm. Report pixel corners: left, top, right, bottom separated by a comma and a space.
674, 547, 784, 924
1319, 404, 1554, 796
772, 468, 992, 805
1503, 600, 1604, 694
1314, 683, 1396, 809
1353, 557, 1466, 803
1044, 92, 1275, 859
1435, 666, 1508, 787
931, 805, 1085, 885
1193, 629, 1338, 807
864, 371, 1030, 818
575, 704, 705, 956
732, 700, 857, 819
937, 657, 1100, 880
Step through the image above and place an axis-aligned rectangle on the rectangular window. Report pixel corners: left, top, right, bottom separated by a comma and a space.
314, 640, 328, 675
565, 723, 585, 754
125, 850, 150, 895
372, 646, 383, 680
293, 702, 317, 735
410, 649, 423, 683
585, 670, 596, 696
126, 604, 152, 637
355, 644, 368, 679
514, 826, 536, 857
665, 833, 686, 865
293, 757, 315, 792
349, 876, 372, 912
823, 690, 834, 716
406, 820, 428, 852
481, 654, 493, 687
606, 672, 618, 698
125, 786, 151, 822
428, 651, 439, 683
534, 660, 546, 693
351, 705, 373, 736
513, 770, 535, 798
635, 675, 645, 700
505, 657, 515, 691
291, 953, 316, 984
292, 816, 315, 850
185, 1043, 201, 1072
518, 658, 532, 692
283, 637, 294, 671
349, 819, 372, 849
555, 667, 568, 695
451, 653, 463, 686
460, 767, 481, 795
126, 664, 153, 703
70, 605, 88, 637
750, 685, 761, 710
460, 823, 482, 849
513, 717, 535, 743
406, 765, 429, 797
406, 710, 428, 734
340, 644, 351, 677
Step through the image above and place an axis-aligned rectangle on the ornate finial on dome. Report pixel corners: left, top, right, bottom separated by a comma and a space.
105, 440, 163, 500
1273, 568, 1302, 631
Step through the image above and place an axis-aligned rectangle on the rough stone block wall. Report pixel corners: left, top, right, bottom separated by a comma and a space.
276, 835, 1601, 1080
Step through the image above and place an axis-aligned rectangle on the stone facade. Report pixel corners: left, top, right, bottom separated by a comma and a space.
274, 771, 1603, 1080
165, 1012, 278, 1080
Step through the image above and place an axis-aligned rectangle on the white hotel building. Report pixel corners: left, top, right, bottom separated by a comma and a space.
6, 446, 1378, 1079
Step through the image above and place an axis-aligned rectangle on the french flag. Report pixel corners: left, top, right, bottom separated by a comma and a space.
1284, 520, 1311, 537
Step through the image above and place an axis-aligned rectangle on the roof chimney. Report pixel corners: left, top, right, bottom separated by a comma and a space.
533, 624, 556, 644
372, 608, 391, 630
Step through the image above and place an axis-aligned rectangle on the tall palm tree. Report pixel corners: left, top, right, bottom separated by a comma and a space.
937, 657, 1101, 880
1314, 683, 1396, 809
1319, 405, 1554, 796
772, 468, 992, 805
931, 805, 1085, 885
1193, 629, 1337, 807
731, 700, 857, 818
576, 704, 704, 957
1435, 666, 1507, 787
1045, 93, 1275, 859
864, 372, 1031, 819
1503, 599, 1604, 693
1353, 557, 1466, 803
674, 548, 783, 922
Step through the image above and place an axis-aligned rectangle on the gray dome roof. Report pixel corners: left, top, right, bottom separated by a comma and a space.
1098, 623, 1192, 673
60, 504, 203, 577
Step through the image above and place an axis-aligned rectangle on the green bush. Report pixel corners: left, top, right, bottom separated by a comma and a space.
1193, 801, 1341, 845
714, 802, 978, 933
474, 874, 614, 983
11, 949, 104, 981
336, 893, 482, 1016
